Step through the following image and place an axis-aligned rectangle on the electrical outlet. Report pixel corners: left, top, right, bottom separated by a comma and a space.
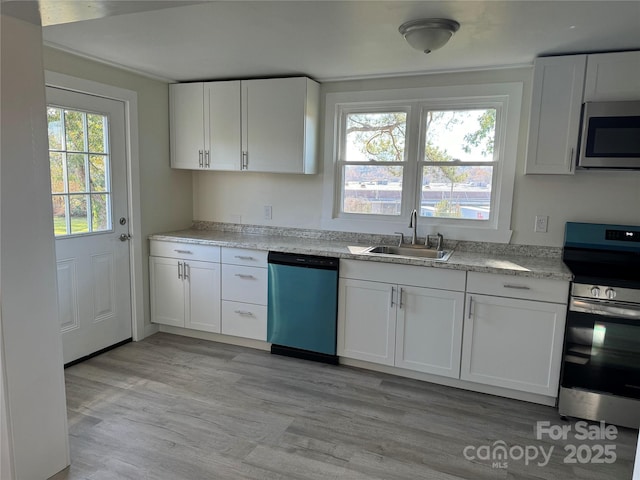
264, 205, 272, 220
534, 215, 548, 233
229, 214, 242, 224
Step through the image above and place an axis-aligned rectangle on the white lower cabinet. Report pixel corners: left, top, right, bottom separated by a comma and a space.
338, 260, 465, 378
395, 287, 464, 378
150, 255, 221, 333
338, 278, 396, 365
220, 247, 268, 341
461, 272, 568, 396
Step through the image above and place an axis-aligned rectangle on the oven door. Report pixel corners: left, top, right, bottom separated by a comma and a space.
562, 297, 640, 399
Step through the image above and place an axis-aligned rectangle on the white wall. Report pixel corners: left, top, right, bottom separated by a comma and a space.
193, 68, 640, 247
1, 13, 70, 479
42, 47, 194, 333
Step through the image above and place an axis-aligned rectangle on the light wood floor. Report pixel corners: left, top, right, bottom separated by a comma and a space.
52, 333, 637, 480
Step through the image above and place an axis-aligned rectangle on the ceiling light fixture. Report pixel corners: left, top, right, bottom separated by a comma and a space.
398, 18, 460, 54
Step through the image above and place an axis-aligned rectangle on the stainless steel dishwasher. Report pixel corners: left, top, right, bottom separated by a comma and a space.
267, 251, 339, 364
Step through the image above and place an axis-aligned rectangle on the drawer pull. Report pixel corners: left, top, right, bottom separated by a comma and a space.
234, 310, 255, 317
235, 274, 255, 279
174, 249, 193, 255
234, 255, 255, 260
503, 284, 531, 290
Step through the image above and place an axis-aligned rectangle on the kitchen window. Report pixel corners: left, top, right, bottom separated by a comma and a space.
322, 83, 522, 243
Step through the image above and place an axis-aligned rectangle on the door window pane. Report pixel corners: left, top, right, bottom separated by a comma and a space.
64, 110, 86, 152
47, 108, 63, 150
69, 195, 89, 234
343, 165, 403, 215
422, 166, 493, 220
90, 194, 109, 231
89, 155, 108, 192
87, 114, 106, 153
67, 154, 87, 193
49, 152, 65, 193
52, 195, 67, 236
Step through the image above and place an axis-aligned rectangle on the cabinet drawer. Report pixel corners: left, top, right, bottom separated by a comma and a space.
221, 301, 267, 341
221, 247, 267, 267
150, 240, 220, 262
340, 259, 465, 292
222, 264, 267, 305
466, 272, 569, 304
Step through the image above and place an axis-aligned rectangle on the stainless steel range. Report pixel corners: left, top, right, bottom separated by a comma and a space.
559, 222, 640, 429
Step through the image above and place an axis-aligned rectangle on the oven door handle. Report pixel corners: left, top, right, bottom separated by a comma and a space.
570, 298, 640, 320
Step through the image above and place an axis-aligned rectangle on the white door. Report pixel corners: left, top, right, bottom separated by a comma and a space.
337, 278, 396, 366
460, 294, 566, 396
149, 256, 185, 328
46, 87, 132, 364
185, 260, 221, 333
395, 286, 464, 378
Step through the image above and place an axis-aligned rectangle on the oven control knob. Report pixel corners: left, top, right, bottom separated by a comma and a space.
590, 286, 601, 297
605, 288, 616, 299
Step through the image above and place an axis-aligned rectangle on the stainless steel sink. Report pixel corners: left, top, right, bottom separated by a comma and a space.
364, 245, 453, 261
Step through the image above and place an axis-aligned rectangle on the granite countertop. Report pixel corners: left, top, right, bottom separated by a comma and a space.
149, 225, 573, 281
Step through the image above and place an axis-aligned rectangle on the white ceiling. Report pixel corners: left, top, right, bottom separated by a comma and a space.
39, 1, 640, 83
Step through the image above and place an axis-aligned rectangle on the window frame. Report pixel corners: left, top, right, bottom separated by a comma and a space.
337, 104, 413, 219
47, 104, 114, 238
321, 83, 523, 243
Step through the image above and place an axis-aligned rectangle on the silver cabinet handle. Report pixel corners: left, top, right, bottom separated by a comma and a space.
184, 263, 190, 280
234, 255, 255, 261
174, 249, 193, 255
567, 147, 574, 171
468, 296, 473, 319
503, 284, 531, 290
178, 261, 183, 280
205, 150, 210, 168
241, 151, 248, 170
390, 286, 395, 308
234, 310, 255, 317
199, 150, 203, 168
235, 274, 255, 279
398, 287, 404, 309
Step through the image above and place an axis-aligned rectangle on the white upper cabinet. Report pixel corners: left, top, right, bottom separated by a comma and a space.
525, 55, 586, 175
170, 81, 241, 171
241, 77, 319, 174
584, 51, 640, 101
170, 77, 319, 174
207, 81, 242, 171
170, 82, 206, 170
525, 50, 640, 175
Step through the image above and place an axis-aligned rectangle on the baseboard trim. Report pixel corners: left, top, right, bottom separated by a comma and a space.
64, 338, 132, 368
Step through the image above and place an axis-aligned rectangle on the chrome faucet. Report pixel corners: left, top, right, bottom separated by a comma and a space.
408, 209, 418, 245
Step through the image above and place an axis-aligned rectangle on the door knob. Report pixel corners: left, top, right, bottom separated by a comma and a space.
119, 233, 131, 242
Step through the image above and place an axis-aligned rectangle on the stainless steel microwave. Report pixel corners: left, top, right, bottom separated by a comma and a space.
578, 100, 640, 169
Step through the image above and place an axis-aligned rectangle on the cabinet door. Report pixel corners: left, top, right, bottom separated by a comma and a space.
525, 55, 586, 175
185, 260, 221, 333
585, 51, 640, 101
243, 77, 314, 174
461, 294, 566, 396
395, 286, 464, 378
206, 81, 241, 170
150, 256, 185, 327
337, 278, 395, 366
170, 83, 205, 169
